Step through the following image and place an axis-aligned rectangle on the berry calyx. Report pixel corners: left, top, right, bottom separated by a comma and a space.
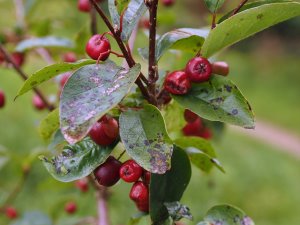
184, 109, 198, 123
86, 34, 111, 61
0, 89, 5, 108
75, 178, 89, 192
32, 95, 46, 111
161, 0, 175, 7
78, 0, 91, 12
130, 181, 149, 212
94, 156, 121, 187
120, 160, 143, 183
164, 71, 191, 95
185, 57, 212, 83
89, 116, 119, 146
182, 118, 203, 137
11, 52, 24, 67
65, 201, 77, 214
63, 52, 77, 62
211, 61, 229, 76
5, 206, 18, 219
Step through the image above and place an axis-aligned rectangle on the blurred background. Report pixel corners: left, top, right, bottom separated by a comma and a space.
0, 0, 299, 224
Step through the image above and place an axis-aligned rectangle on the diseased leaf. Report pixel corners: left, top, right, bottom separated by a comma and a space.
175, 137, 225, 173
203, 0, 225, 13
164, 202, 193, 222
172, 75, 255, 129
60, 62, 141, 144
15, 36, 74, 52
108, 0, 147, 41
119, 104, 173, 174
40, 138, 115, 182
138, 28, 209, 62
197, 204, 255, 225
150, 147, 191, 224
201, 2, 300, 57
16, 59, 95, 98
39, 109, 59, 142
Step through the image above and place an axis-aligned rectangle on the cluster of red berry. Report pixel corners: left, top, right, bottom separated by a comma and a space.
78, 0, 103, 13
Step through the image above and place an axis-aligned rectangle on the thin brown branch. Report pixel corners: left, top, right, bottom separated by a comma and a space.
90, 6, 98, 35
231, 0, 248, 16
0, 45, 55, 111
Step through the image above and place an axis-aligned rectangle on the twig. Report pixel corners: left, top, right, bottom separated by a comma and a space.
231, 0, 248, 16
97, 188, 110, 225
90, 6, 98, 35
89, 0, 151, 102
211, 13, 217, 29
117, 150, 126, 160
0, 45, 55, 111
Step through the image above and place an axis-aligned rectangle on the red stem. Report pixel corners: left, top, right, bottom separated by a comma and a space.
231, 0, 249, 16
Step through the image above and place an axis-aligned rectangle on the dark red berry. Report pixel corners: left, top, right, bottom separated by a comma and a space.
185, 57, 212, 83
142, 170, 151, 185
86, 34, 111, 61
11, 52, 24, 67
0, 52, 5, 64
136, 200, 149, 212
60, 73, 71, 87
161, 0, 175, 7
63, 52, 77, 62
184, 109, 198, 123
164, 71, 191, 95
130, 181, 149, 212
65, 201, 77, 214
0, 89, 5, 108
89, 117, 118, 146
94, 156, 121, 187
5, 207, 18, 219
75, 178, 89, 192
32, 95, 46, 110
199, 127, 213, 140
182, 118, 203, 136
211, 61, 229, 76
120, 160, 143, 183
78, 0, 91, 12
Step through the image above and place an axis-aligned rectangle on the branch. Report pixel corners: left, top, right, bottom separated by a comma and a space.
89, 0, 151, 102
90, 7, 98, 35
97, 188, 110, 225
211, 13, 217, 29
231, 0, 248, 16
0, 45, 55, 111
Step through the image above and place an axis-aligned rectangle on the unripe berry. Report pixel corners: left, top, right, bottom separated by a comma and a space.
65, 201, 77, 214
161, 0, 175, 7
78, 0, 91, 12
94, 156, 121, 187
86, 34, 111, 61
0, 89, 5, 108
5, 207, 18, 219
185, 57, 212, 83
75, 179, 89, 192
63, 52, 77, 63
184, 109, 198, 123
32, 95, 46, 111
211, 61, 229, 76
120, 160, 143, 183
164, 71, 191, 95
11, 52, 24, 67
182, 118, 203, 136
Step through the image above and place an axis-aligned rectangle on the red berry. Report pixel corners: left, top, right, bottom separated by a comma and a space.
94, 156, 121, 187
185, 57, 212, 83
164, 71, 191, 95
11, 52, 24, 67
0, 89, 5, 108
120, 160, 143, 183
199, 127, 213, 139
60, 73, 71, 87
65, 201, 77, 214
78, 0, 91, 12
184, 109, 198, 123
211, 61, 229, 76
130, 181, 149, 212
0, 52, 5, 64
86, 34, 111, 61
136, 200, 149, 212
63, 52, 77, 62
161, 0, 175, 7
5, 207, 18, 219
32, 95, 46, 110
142, 170, 151, 185
139, 18, 150, 29
75, 179, 89, 192
182, 118, 203, 136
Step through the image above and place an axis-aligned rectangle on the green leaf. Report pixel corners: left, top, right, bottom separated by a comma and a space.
115, 0, 130, 15
119, 104, 173, 174
108, 0, 147, 41
10, 211, 52, 225
172, 75, 255, 129
219, 0, 292, 23
48, 129, 67, 152
15, 36, 74, 52
164, 202, 193, 221
16, 59, 95, 98
138, 28, 209, 62
40, 138, 115, 182
203, 0, 225, 13
60, 62, 141, 144
39, 109, 59, 142
197, 204, 255, 225
175, 137, 224, 173
201, 2, 300, 57
150, 147, 191, 224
